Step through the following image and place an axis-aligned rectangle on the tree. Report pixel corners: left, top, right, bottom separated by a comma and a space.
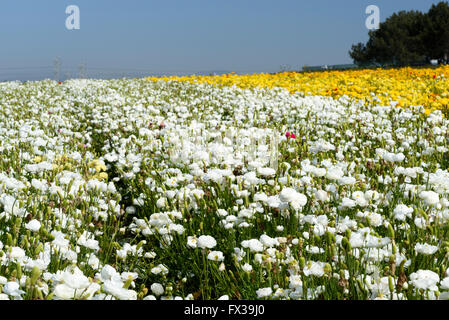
349, 43, 369, 65
423, 2, 449, 61
348, 3, 449, 65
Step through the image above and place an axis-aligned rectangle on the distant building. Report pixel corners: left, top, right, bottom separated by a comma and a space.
302, 64, 358, 72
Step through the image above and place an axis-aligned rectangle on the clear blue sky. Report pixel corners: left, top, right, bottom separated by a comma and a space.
0, 0, 443, 80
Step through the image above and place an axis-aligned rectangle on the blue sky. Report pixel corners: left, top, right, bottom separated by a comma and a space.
0, 0, 444, 80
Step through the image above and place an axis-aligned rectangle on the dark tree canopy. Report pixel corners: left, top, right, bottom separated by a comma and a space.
350, 2, 449, 65
424, 2, 449, 60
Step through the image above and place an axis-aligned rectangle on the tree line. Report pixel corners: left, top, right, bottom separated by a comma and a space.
350, 1, 449, 66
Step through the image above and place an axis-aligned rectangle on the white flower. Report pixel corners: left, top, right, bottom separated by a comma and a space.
256, 287, 272, 299
151, 283, 164, 296
242, 263, 253, 272
365, 190, 380, 201
61, 266, 90, 290
267, 195, 281, 208
340, 197, 356, 208
289, 275, 303, 289
257, 167, 276, 178
197, 235, 217, 249
440, 277, 449, 290
31, 178, 48, 192
414, 243, 438, 255
315, 190, 329, 202
104, 153, 118, 162
144, 251, 157, 259
367, 212, 383, 227
339, 176, 356, 186
243, 171, 261, 186
393, 204, 413, 221
279, 187, 299, 203
100, 265, 118, 282
326, 167, 344, 180
156, 197, 166, 209
409, 270, 440, 291
207, 251, 224, 262
9, 247, 25, 260
187, 236, 198, 248
259, 234, 279, 247
352, 191, 367, 206
25, 219, 41, 232
303, 261, 325, 277
151, 264, 169, 276
306, 245, 324, 254
77, 232, 100, 251
3, 282, 25, 298
279, 187, 307, 209
382, 152, 405, 162
419, 191, 440, 206
217, 209, 228, 217
254, 193, 268, 203
414, 217, 427, 229
88, 255, 100, 269
371, 277, 391, 297
313, 224, 326, 237
103, 280, 137, 300
54, 284, 76, 300
241, 239, 264, 252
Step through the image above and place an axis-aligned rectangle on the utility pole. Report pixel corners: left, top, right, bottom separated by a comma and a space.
53, 57, 61, 82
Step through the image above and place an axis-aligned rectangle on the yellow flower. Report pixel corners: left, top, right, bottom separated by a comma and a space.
147, 65, 449, 114
88, 159, 107, 172
95, 172, 108, 181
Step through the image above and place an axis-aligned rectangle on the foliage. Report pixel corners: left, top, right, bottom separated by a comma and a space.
350, 2, 449, 65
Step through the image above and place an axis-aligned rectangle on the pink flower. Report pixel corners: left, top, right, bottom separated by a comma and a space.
286, 132, 296, 139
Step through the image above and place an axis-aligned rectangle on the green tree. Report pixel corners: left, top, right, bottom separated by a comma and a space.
350, 9, 428, 65
423, 2, 449, 61
349, 42, 369, 65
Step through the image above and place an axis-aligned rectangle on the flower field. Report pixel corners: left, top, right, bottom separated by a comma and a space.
147, 65, 449, 114
0, 69, 449, 300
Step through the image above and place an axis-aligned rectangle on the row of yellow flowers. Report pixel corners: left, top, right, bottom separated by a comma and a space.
147, 66, 449, 114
